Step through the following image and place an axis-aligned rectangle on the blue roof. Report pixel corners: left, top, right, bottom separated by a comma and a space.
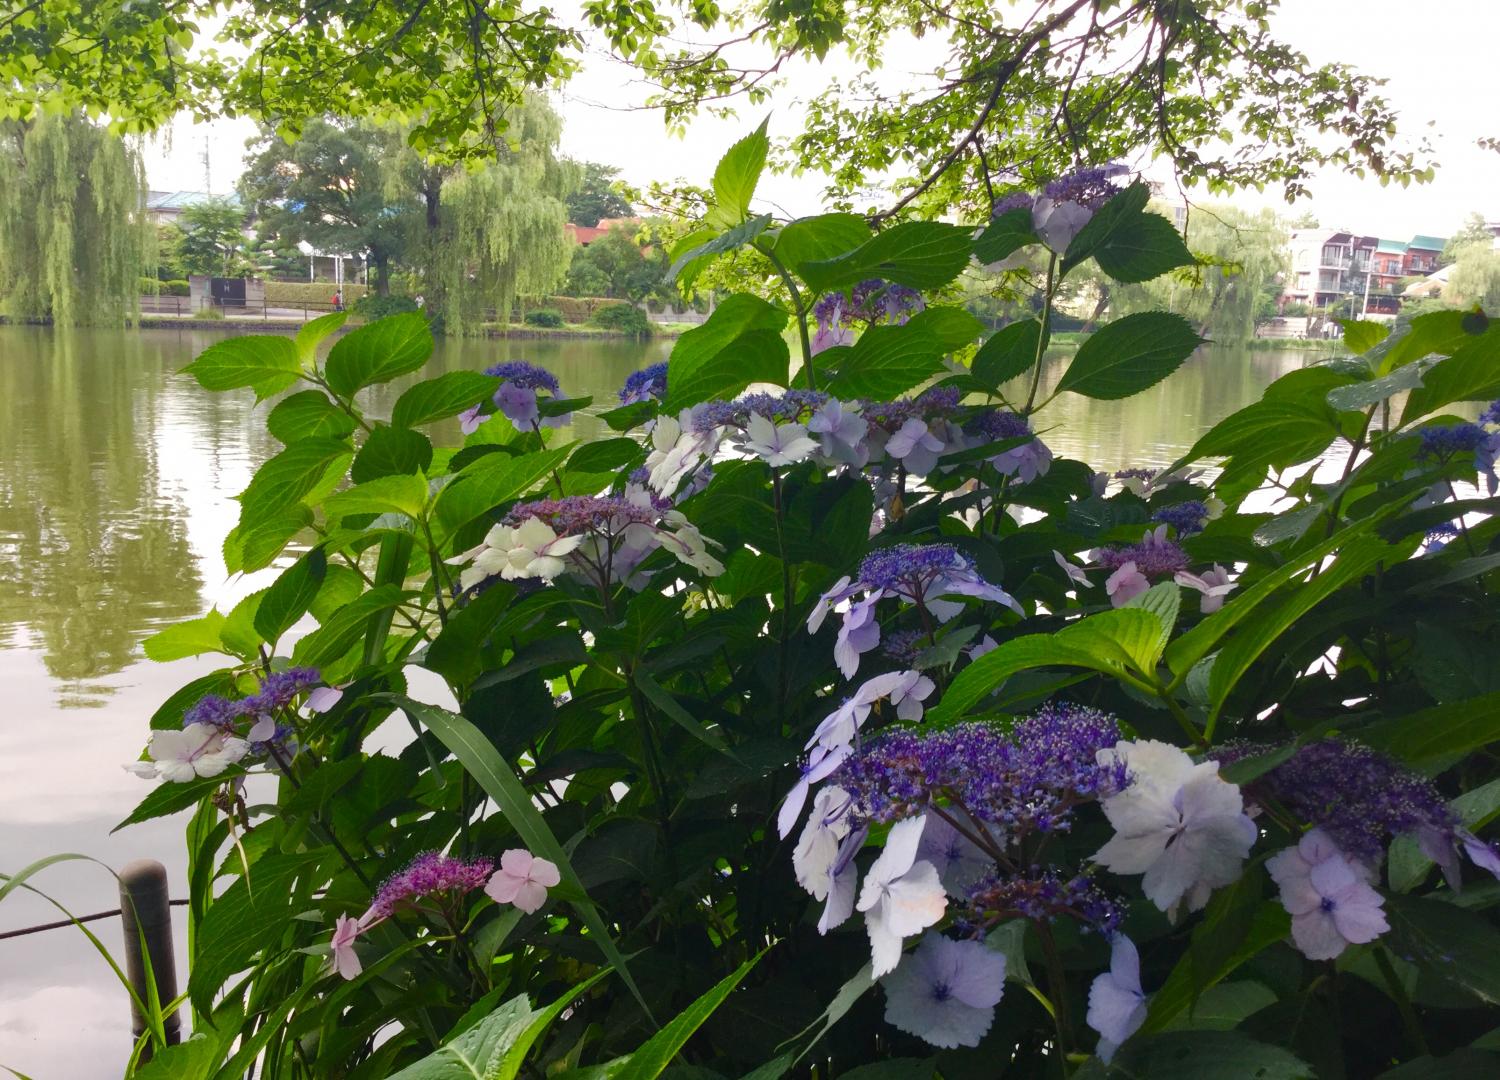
1408, 234, 1446, 251
145, 191, 241, 211
1376, 239, 1408, 253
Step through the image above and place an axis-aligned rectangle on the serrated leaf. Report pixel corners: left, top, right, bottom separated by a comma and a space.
973, 206, 1038, 264
434, 446, 573, 537
265, 390, 357, 443
1337, 318, 1390, 355
1056, 312, 1202, 399
324, 312, 433, 398
143, 610, 228, 661
773, 213, 873, 274
823, 322, 947, 399
238, 438, 352, 533
392, 371, 501, 428
352, 425, 432, 483
322, 474, 429, 520
709, 118, 769, 228
254, 549, 327, 643
294, 310, 348, 362
181, 335, 302, 399
799, 221, 973, 294
972, 319, 1045, 388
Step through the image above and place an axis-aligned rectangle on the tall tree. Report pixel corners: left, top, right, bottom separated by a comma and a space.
240, 119, 412, 295
561, 223, 667, 300
1107, 204, 1288, 340
1446, 242, 1500, 310
566, 161, 634, 227
0, 114, 149, 326
417, 97, 573, 335
175, 198, 251, 277
0, 2, 1433, 205
1443, 212, 1491, 263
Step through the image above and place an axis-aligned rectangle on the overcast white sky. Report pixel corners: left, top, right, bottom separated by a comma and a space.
143, 0, 1499, 239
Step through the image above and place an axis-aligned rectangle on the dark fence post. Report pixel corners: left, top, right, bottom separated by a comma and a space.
119, 859, 181, 1058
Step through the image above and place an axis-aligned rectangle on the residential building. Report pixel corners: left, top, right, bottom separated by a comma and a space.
565, 217, 640, 246
145, 190, 240, 225
1404, 235, 1444, 275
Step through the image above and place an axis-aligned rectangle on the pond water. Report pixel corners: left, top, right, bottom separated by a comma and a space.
0, 324, 1311, 1075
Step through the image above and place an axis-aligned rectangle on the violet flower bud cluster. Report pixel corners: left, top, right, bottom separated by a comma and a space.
460, 360, 572, 434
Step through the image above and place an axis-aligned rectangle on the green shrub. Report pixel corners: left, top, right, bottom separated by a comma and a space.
589, 301, 651, 335
194, 307, 225, 320
523, 307, 564, 327
263, 280, 368, 306
138, 276, 161, 295
163, 279, 191, 297
353, 294, 419, 319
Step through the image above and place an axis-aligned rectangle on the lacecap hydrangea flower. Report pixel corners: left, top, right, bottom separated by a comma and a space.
459, 361, 571, 434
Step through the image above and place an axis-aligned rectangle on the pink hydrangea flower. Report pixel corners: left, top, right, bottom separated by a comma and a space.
1105, 561, 1150, 607
1267, 828, 1388, 960
329, 914, 362, 980
486, 848, 561, 914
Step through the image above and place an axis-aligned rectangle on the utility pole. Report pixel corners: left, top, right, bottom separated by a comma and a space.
201, 136, 212, 194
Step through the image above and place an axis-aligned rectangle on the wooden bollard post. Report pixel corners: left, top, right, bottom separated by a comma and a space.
119, 859, 181, 1057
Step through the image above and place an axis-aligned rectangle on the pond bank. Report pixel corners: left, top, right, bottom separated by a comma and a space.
1, 314, 679, 340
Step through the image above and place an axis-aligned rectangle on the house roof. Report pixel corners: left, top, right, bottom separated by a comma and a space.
145, 190, 240, 212
1407, 234, 1446, 252
566, 223, 609, 245
1376, 239, 1408, 254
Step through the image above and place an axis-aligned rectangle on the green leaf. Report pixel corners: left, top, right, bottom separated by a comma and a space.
634, 671, 732, 754
322, 474, 430, 520
823, 322, 948, 399
570, 438, 643, 474
294, 310, 348, 362
393, 697, 653, 1022
1164, 516, 1387, 679
188, 851, 324, 1012
434, 446, 573, 537
773, 213, 873, 274
799, 221, 973, 294
904, 305, 985, 350
972, 319, 1045, 388
1125, 581, 1180, 657
612, 953, 764, 1080
671, 214, 774, 289
1359, 691, 1500, 768
219, 589, 266, 658
1060, 182, 1150, 273
229, 507, 313, 574
387, 970, 613, 1080
181, 335, 302, 399
1375, 309, 1479, 375
143, 610, 228, 661
664, 294, 790, 411
1159, 981, 1277, 1032
1325, 361, 1432, 411
1338, 319, 1390, 355
973, 206, 1038, 264
238, 438, 353, 532
1096, 1031, 1310, 1079
352, 424, 433, 483
1142, 901, 1291, 1033
291, 584, 409, 669
392, 371, 501, 428
1087, 210, 1197, 285
255, 552, 327, 643
113, 775, 225, 831
709, 118, 769, 228
266, 390, 357, 443
1056, 312, 1203, 399
324, 312, 434, 399
1205, 534, 1394, 723
129, 1034, 220, 1080
1399, 327, 1500, 424
927, 608, 1164, 723
1385, 894, 1500, 1004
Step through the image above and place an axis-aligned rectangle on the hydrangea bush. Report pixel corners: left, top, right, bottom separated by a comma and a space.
102, 127, 1500, 1077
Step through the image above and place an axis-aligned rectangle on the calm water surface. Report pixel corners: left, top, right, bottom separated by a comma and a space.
0, 325, 1308, 1076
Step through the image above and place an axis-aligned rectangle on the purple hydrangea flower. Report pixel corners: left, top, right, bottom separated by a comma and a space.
366, 852, 496, 921
965, 868, 1124, 935
990, 191, 1035, 218
1096, 526, 1191, 578
618, 362, 668, 404
248, 667, 323, 712
1417, 422, 1488, 459
833, 704, 1127, 834
1150, 500, 1210, 537
880, 932, 1007, 1049
486, 360, 560, 394
505, 495, 658, 537
1219, 738, 1458, 866
1042, 166, 1127, 210
183, 694, 249, 731
965, 409, 1053, 483
1481, 400, 1500, 426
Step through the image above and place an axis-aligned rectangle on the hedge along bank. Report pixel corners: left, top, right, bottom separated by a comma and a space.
90, 125, 1500, 1077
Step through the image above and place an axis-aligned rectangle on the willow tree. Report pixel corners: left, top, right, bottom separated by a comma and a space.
428, 97, 573, 336
0, 113, 150, 326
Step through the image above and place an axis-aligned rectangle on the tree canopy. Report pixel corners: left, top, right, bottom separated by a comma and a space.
0, 1, 1434, 207
174, 198, 250, 277
240, 119, 411, 294
0, 114, 149, 325
565, 160, 635, 227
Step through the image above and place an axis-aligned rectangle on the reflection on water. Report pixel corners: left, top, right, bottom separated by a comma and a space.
0, 325, 1303, 1076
